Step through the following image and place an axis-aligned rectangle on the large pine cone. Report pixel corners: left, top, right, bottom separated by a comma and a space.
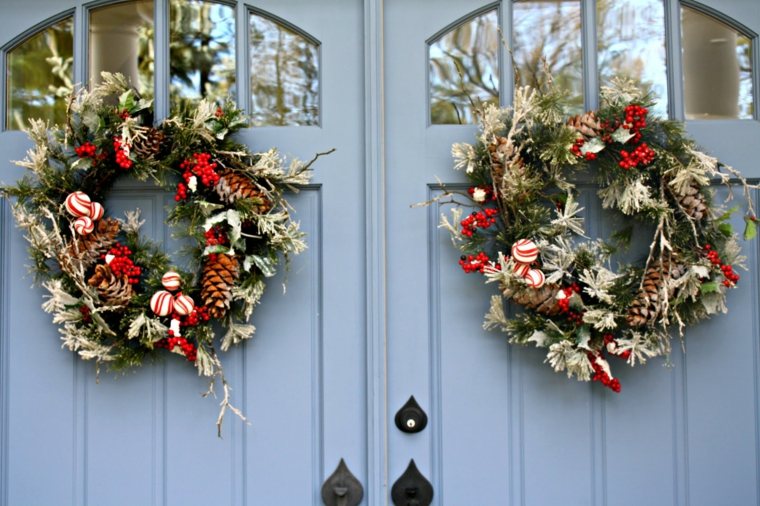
215, 169, 271, 212
488, 136, 523, 179
566, 111, 602, 141
68, 218, 121, 269
87, 264, 133, 306
132, 128, 165, 160
502, 283, 563, 316
201, 253, 240, 319
627, 259, 687, 327
678, 184, 708, 220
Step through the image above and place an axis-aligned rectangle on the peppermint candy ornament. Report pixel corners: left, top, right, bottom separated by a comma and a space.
89, 202, 104, 221
161, 271, 182, 291
173, 293, 195, 316
64, 191, 92, 217
512, 262, 531, 278
74, 216, 94, 235
525, 269, 545, 288
511, 239, 539, 264
150, 290, 174, 316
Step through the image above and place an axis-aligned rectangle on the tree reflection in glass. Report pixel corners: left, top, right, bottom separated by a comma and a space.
90, 1, 154, 101
429, 9, 499, 125
513, 0, 583, 113
6, 18, 73, 130
249, 13, 319, 126
170, 0, 235, 113
597, 0, 667, 116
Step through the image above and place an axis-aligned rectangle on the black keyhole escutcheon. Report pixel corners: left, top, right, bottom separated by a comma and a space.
391, 459, 433, 506
395, 395, 428, 433
321, 459, 363, 506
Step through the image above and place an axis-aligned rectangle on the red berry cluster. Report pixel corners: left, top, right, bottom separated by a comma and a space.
467, 185, 495, 201
570, 139, 598, 161
215, 106, 224, 118
587, 351, 621, 392
118, 109, 131, 120
623, 104, 648, 142
204, 226, 229, 247
460, 209, 499, 238
79, 305, 92, 323
603, 333, 631, 360
113, 137, 133, 169
179, 305, 211, 327
556, 283, 583, 324
103, 243, 141, 284
75, 142, 97, 158
175, 153, 220, 201
459, 252, 491, 273
704, 244, 740, 287
618, 143, 655, 169
155, 336, 197, 362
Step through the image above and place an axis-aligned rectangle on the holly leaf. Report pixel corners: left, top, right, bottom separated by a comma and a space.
700, 281, 719, 294
743, 217, 757, 240
718, 222, 733, 237
580, 137, 605, 154
248, 254, 277, 277
611, 126, 635, 144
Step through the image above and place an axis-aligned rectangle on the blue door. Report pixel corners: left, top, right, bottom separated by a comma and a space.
2, 1, 760, 505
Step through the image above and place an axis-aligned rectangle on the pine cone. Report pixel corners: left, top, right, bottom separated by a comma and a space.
68, 218, 121, 269
215, 169, 272, 212
503, 283, 563, 316
488, 136, 523, 179
678, 184, 708, 220
201, 253, 239, 319
627, 259, 686, 327
87, 264, 133, 306
132, 128, 165, 160
567, 111, 602, 141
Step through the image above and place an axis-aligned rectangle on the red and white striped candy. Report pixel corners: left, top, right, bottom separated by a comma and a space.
64, 191, 92, 217
173, 293, 195, 316
511, 239, 539, 264
74, 216, 94, 235
89, 202, 104, 221
512, 262, 531, 278
525, 269, 545, 288
150, 290, 174, 316
161, 271, 182, 291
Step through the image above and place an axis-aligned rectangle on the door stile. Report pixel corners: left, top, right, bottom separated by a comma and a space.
364, 0, 389, 503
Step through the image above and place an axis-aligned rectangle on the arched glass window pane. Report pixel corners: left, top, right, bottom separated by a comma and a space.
249, 13, 320, 126
90, 1, 154, 99
6, 17, 73, 130
170, 0, 235, 112
682, 6, 753, 119
513, 0, 583, 113
429, 9, 499, 125
597, 0, 668, 117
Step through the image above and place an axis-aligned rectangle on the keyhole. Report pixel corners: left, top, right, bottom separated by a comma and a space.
406, 418, 416, 428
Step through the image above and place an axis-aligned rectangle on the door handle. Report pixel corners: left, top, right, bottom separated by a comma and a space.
391, 459, 434, 506
321, 459, 363, 506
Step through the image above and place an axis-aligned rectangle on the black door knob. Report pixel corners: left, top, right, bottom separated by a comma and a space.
391, 459, 433, 506
395, 395, 428, 433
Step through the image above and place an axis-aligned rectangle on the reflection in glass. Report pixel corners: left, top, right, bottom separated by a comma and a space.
682, 6, 753, 119
429, 9, 499, 124
6, 17, 73, 130
170, 0, 235, 112
514, 0, 583, 113
90, 1, 154, 99
249, 13, 319, 126
598, 0, 667, 116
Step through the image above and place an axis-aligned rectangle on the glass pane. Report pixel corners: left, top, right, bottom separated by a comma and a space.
598, 0, 668, 116
249, 13, 320, 126
170, 0, 235, 112
514, 0, 583, 113
429, 9, 499, 125
6, 17, 73, 130
90, 1, 154, 99
682, 6, 753, 119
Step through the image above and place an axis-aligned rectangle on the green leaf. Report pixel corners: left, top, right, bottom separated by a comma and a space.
743, 217, 757, 241
118, 90, 135, 112
718, 222, 733, 237
248, 254, 277, 277
700, 281, 719, 294
580, 137, 605, 154
611, 126, 635, 144
716, 205, 739, 223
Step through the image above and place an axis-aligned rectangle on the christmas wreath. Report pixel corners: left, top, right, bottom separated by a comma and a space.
435, 80, 756, 392
1, 73, 329, 432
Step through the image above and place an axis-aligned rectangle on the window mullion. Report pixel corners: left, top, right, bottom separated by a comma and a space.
665, 0, 684, 121
235, 3, 249, 114
154, 0, 169, 122
581, 0, 598, 111
74, 2, 88, 90
500, 0, 513, 107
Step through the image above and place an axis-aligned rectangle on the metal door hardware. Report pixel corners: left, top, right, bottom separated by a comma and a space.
321, 459, 363, 506
391, 459, 434, 506
394, 395, 428, 433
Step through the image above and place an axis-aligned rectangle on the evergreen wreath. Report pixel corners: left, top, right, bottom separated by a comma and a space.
1, 73, 330, 433
435, 79, 756, 392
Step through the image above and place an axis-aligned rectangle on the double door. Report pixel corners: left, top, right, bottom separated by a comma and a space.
1, 0, 760, 505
